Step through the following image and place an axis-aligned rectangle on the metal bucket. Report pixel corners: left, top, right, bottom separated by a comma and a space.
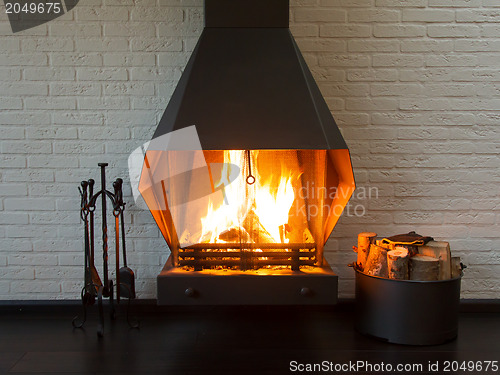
354, 267, 462, 345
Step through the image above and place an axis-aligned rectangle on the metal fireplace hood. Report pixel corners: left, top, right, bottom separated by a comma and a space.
152, 0, 347, 150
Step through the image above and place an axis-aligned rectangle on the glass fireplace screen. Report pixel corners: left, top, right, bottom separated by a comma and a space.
138, 149, 354, 270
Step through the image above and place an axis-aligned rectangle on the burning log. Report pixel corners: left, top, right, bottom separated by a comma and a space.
387, 247, 409, 280
355, 232, 377, 270
364, 244, 388, 278
419, 241, 451, 280
243, 208, 275, 244
410, 254, 440, 281
218, 227, 251, 242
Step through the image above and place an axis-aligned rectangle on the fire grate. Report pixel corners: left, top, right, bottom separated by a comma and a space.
178, 243, 316, 271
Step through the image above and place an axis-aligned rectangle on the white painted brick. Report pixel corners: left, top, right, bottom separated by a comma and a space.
429, 0, 481, 7
130, 7, 183, 22
0, 98, 23, 110
348, 39, 400, 52
50, 83, 101, 96
456, 9, 500, 23
76, 7, 130, 21
401, 40, 454, 52
347, 69, 398, 81
0, 82, 48, 96
28, 155, 79, 168
0, 39, 20, 51
24, 97, 77, 110
129, 67, 181, 81
295, 8, 346, 22
0, 212, 29, 224
320, 25, 371, 38
0, 53, 49, 67
78, 97, 130, 110
428, 25, 481, 38
8, 254, 58, 266
49, 22, 102, 36
373, 25, 425, 38
11, 281, 60, 293
4, 198, 54, 211
403, 9, 455, 22
455, 39, 500, 52
348, 9, 400, 23
75, 37, 129, 52
399, 98, 451, 110
2, 140, 51, 154
76, 67, 128, 81
104, 53, 156, 67
103, 82, 155, 96
51, 53, 103, 66
425, 54, 478, 67
320, 0, 371, 6
290, 24, 319, 37
21, 38, 74, 52
424, 83, 476, 97
0, 126, 24, 139
373, 54, 424, 67
0, 155, 27, 168
371, 83, 424, 96
318, 54, 370, 67
0, 68, 21, 80
375, 0, 426, 6
295, 38, 346, 52
24, 67, 75, 81
26, 126, 77, 140
104, 22, 156, 37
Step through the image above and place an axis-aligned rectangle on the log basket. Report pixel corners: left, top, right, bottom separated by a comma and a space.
351, 263, 464, 345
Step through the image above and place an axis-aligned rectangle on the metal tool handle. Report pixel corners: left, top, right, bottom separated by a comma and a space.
98, 163, 109, 292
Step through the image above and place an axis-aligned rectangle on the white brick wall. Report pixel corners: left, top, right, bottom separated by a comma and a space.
1, 0, 499, 300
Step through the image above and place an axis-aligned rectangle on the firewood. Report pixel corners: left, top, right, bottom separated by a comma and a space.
409, 254, 440, 281
243, 208, 274, 243
387, 247, 409, 280
364, 244, 388, 278
356, 232, 377, 271
419, 241, 451, 280
218, 227, 251, 242
451, 256, 462, 278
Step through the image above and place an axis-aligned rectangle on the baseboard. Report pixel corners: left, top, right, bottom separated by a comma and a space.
0, 298, 499, 313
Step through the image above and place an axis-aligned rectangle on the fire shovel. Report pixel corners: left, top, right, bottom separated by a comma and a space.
113, 179, 136, 299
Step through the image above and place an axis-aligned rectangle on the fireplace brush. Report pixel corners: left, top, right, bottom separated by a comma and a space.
72, 163, 139, 337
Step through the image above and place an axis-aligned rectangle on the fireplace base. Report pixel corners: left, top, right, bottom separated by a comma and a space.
157, 256, 338, 305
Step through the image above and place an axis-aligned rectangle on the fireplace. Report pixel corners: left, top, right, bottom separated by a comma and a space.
138, 0, 355, 304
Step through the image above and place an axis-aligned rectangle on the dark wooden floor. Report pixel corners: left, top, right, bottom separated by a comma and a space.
0, 302, 499, 375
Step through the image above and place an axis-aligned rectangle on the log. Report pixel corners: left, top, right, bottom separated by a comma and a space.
364, 244, 388, 278
242, 208, 274, 243
451, 257, 462, 278
387, 247, 409, 280
356, 232, 377, 271
409, 254, 440, 281
419, 241, 451, 280
218, 227, 251, 242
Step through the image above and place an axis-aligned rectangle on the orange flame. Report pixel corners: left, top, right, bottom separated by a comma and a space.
198, 150, 295, 245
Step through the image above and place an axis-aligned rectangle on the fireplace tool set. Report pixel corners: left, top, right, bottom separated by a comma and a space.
72, 163, 138, 337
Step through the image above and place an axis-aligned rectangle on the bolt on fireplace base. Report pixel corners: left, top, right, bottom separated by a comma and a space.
157, 255, 338, 305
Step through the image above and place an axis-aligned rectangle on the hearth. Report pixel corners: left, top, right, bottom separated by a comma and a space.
138, 0, 355, 304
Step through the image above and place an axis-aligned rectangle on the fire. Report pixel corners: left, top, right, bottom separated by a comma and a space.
198, 150, 295, 245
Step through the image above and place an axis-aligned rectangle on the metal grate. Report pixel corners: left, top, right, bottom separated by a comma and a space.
178, 243, 316, 271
